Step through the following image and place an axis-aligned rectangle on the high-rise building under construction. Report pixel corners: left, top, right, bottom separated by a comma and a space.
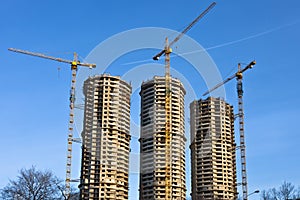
79, 74, 132, 199
139, 76, 186, 200
190, 97, 237, 200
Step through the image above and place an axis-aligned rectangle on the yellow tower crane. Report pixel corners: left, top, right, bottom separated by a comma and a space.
8, 48, 96, 199
152, 2, 216, 199
203, 60, 256, 200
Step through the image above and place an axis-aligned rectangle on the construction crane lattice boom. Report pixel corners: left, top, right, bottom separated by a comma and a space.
8, 48, 96, 68
153, 2, 216, 61
8, 48, 96, 200
152, 3, 216, 200
203, 60, 256, 200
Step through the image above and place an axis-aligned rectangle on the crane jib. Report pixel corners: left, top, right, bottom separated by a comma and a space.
152, 2, 216, 61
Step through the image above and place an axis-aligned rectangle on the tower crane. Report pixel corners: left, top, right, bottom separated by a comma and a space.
152, 2, 216, 199
203, 60, 256, 200
8, 48, 96, 199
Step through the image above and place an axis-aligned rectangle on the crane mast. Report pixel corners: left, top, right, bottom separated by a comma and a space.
152, 3, 216, 199
202, 61, 256, 200
236, 64, 248, 200
164, 37, 172, 199
8, 48, 96, 199
66, 54, 77, 199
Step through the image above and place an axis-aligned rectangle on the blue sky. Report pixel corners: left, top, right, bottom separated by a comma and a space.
0, 0, 300, 199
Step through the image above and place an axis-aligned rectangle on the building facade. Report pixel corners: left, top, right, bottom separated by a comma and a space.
79, 74, 131, 199
190, 97, 237, 200
139, 76, 186, 200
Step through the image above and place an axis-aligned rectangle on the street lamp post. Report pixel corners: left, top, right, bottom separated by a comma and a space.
247, 190, 260, 197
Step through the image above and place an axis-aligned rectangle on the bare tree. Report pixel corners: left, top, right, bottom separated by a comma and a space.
0, 166, 79, 200
261, 190, 271, 200
293, 186, 300, 199
55, 182, 79, 200
270, 187, 280, 200
279, 181, 295, 200
260, 182, 300, 200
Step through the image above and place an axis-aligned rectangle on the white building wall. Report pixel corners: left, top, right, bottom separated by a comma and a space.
190, 97, 237, 200
80, 74, 131, 200
139, 76, 186, 200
